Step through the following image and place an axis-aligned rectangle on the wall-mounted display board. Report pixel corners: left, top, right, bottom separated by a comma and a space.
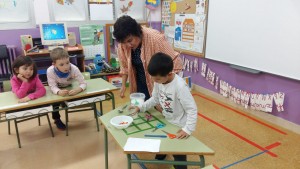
205, 0, 300, 80
162, 0, 207, 57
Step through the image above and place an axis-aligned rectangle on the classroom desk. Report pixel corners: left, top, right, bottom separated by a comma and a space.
0, 78, 118, 147
0, 78, 117, 114
99, 106, 215, 169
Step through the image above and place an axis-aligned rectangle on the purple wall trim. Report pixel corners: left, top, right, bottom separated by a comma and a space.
182, 55, 300, 125
148, 21, 161, 32
0, 26, 80, 56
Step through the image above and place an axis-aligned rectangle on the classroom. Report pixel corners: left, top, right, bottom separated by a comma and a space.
0, 0, 299, 169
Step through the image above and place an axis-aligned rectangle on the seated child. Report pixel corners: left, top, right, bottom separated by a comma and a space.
130, 52, 198, 169
11, 56, 46, 103
47, 48, 87, 130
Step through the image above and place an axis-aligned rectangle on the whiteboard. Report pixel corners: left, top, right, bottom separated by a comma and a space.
205, 0, 300, 80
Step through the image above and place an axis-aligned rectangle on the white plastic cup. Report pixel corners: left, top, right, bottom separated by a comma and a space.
130, 93, 145, 107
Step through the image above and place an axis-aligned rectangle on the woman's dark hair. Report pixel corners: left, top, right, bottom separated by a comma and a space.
148, 52, 173, 76
113, 15, 143, 43
12, 56, 37, 80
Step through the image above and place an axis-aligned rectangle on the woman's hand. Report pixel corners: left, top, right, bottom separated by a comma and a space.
120, 85, 126, 98
176, 129, 189, 139
18, 96, 31, 103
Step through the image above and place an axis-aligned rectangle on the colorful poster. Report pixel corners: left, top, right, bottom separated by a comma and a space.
174, 14, 205, 53
162, 0, 171, 27
79, 25, 105, 59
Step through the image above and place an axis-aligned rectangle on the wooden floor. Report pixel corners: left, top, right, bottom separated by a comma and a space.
0, 88, 299, 169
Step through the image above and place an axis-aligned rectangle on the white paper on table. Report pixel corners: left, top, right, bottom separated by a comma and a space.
124, 137, 161, 152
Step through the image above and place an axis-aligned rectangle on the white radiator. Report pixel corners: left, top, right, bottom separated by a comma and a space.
0, 45, 17, 75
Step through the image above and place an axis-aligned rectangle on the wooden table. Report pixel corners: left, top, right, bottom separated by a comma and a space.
99, 106, 215, 169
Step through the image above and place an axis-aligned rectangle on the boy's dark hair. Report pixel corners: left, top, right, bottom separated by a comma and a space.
12, 56, 37, 80
50, 48, 69, 63
148, 52, 173, 76
113, 15, 143, 43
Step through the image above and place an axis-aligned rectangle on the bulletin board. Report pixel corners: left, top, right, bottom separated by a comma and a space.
162, 0, 208, 57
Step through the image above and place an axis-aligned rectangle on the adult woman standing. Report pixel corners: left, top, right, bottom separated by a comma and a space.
113, 15, 183, 101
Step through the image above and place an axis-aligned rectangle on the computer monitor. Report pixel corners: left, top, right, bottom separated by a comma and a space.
39, 22, 69, 47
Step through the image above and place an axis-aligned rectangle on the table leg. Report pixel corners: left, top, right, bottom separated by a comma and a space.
199, 155, 205, 168
104, 128, 108, 169
127, 154, 132, 169
109, 92, 115, 109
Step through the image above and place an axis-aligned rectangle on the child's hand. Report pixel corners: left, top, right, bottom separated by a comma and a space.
17, 74, 28, 83
18, 96, 31, 103
176, 129, 189, 139
58, 89, 69, 96
68, 87, 82, 96
128, 106, 140, 116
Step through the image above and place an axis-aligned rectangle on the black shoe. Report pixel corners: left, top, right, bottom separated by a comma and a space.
54, 119, 66, 130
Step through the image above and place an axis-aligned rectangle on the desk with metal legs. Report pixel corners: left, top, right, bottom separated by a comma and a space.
0, 78, 117, 147
100, 107, 215, 169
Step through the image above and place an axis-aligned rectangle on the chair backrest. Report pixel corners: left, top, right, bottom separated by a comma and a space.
0, 45, 12, 78
3, 80, 11, 92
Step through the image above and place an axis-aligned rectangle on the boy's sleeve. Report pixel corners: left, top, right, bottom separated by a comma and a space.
47, 68, 60, 94
177, 85, 198, 135
73, 66, 87, 91
139, 83, 160, 112
11, 76, 30, 99
27, 76, 46, 100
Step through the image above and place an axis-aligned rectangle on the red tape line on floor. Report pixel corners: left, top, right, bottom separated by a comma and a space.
198, 113, 278, 157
